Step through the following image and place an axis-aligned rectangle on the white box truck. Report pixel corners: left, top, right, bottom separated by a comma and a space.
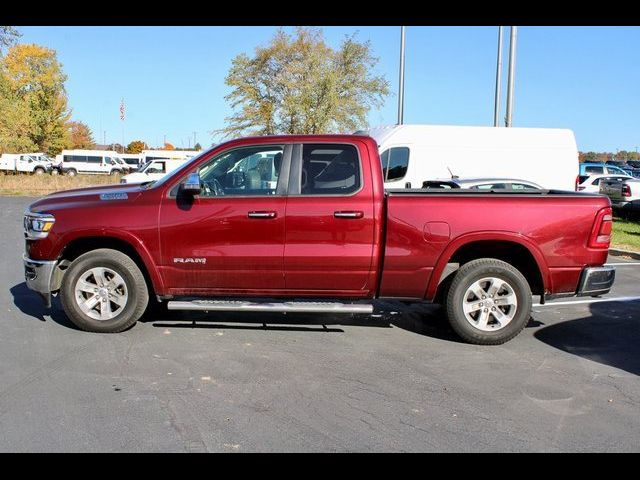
0, 153, 56, 175
366, 125, 579, 191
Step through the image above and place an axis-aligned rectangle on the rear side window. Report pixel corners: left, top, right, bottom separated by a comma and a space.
64, 155, 87, 163
380, 147, 410, 182
471, 183, 508, 190
510, 183, 539, 190
300, 144, 360, 195
87, 156, 102, 164
578, 175, 589, 184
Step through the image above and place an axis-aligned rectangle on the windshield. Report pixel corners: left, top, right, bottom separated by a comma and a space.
147, 150, 210, 189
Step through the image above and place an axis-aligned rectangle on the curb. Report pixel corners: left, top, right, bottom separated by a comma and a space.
609, 248, 640, 260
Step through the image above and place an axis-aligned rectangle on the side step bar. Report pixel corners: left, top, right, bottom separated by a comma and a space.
167, 300, 373, 314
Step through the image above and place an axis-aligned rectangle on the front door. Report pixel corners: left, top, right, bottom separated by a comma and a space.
158, 144, 290, 295
283, 142, 376, 296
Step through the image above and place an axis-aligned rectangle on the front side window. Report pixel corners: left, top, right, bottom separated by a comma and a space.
146, 161, 166, 174
197, 145, 284, 197
380, 147, 409, 182
300, 144, 360, 195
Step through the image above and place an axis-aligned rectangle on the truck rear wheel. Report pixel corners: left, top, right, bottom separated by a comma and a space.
60, 249, 149, 333
445, 258, 532, 345
34, 167, 45, 175
65, 169, 77, 177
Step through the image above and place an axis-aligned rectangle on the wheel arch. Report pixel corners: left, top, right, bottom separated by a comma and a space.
427, 232, 549, 302
54, 233, 164, 296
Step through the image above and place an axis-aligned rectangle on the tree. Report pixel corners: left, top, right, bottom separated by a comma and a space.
126, 140, 146, 154
0, 44, 70, 155
215, 27, 389, 138
0, 27, 20, 54
65, 120, 95, 149
163, 142, 175, 150
194, 142, 202, 150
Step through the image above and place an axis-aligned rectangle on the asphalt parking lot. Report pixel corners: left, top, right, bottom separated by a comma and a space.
1, 196, 639, 452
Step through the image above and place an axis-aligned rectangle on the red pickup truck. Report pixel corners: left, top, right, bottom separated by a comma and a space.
23, 135, 615, 344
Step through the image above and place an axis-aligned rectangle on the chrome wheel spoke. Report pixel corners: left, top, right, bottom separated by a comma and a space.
462, 276, 518, 332
75, 267, 128, 321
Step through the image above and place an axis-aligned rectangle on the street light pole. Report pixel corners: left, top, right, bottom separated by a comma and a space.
493, 26, 504, 127
505, 26, 518, 127
397, 26, 406, 125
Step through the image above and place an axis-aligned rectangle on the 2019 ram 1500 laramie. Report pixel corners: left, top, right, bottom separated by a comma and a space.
23, 135, 615, 344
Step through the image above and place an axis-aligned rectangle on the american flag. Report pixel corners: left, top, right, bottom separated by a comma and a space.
120, 98, 125, 121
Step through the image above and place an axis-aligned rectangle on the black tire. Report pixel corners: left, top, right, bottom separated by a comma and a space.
445, 258, 532, 345
110, 169, 122, 176
50, 168, 59, 176
34, 167, 45, 175
60, 249, 149, 333
66, 169, 77, 177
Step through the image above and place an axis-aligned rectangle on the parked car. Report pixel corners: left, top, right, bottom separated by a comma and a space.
22, 134, 615, 345
0, 153, 55, 175
422, 178, 543, 190
120, 158, 190, 184
599, 177, 640, 216
576, 174, 632, 193
580, 162, 630, 176
366, 124, 579, 190
55, 150, 126, 176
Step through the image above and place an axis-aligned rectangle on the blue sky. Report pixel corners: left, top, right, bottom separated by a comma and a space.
16, 26, 640, 151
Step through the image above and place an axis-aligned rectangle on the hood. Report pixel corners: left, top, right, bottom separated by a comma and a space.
28, 183, 146, 214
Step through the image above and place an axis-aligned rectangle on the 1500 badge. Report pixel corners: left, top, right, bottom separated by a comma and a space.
173, 257, 207, 265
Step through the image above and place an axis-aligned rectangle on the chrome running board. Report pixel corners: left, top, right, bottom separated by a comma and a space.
166, 300, 373, 314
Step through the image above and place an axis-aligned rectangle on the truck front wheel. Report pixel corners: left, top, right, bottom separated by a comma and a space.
60, 249, 149, 333
445, 258, 532, 345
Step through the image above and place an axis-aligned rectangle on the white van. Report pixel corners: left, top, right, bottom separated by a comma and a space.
120, 158, 189, 184
366, 125, 579, 191
140, 149, 200, 164
0, 153, 55, 174
56, 150, 127, 176
119, 153, 143, 170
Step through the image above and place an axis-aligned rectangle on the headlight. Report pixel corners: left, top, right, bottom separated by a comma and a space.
24, 211, 55, 239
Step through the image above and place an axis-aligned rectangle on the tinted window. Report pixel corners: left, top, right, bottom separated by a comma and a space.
510, 183, 539, 190
64, 155, 87, 163
472, 183, 508, 190
146, 162, 166, 174
300, 144, 360, 195
585, 166, 604, 174
197, 145, 284, 197
87, 156, 102, 164
381, 147, 409, 182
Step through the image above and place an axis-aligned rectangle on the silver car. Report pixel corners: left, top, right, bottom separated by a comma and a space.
422, 177, 543, 190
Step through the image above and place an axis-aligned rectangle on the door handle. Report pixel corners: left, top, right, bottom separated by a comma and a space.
334, 211, 364, 219
248, 211, 277, 219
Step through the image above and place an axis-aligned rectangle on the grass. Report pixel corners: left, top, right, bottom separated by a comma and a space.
612, 215, 640, 252
0, 172, 121, 196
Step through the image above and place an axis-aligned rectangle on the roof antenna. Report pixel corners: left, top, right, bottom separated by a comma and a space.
447, 167, 459, 179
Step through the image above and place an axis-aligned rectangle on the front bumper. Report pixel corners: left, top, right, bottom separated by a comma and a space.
576, 266, 616, 297
23, 255, 57, 308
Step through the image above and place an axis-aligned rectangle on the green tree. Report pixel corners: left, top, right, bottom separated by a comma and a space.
194, 142, 202, 150
0, 27, 20, 54
216, 27, 389, 138
0, 44, 70, 155
65, 120, 95, 149
126, 140, 146, 154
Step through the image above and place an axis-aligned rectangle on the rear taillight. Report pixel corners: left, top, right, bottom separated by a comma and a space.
622, 184, 632, 197
575, 175, 580, 191
588, 207, 613, 249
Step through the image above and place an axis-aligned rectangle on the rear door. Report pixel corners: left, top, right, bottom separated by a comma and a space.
283, 142, 376, 296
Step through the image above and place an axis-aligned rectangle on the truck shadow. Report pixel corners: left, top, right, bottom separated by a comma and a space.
9, 282, 83, 330
534, 300, 640, 376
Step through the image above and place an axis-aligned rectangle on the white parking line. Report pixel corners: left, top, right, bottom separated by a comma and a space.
605, 262, 640, 266
533, 295, 640, 307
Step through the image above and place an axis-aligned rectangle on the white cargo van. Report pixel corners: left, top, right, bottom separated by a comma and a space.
140, 149, 200, 164
366, 125, 579, 191
0, 153, 55, 174
120, 158, 189, 184
56, 150, 127, 176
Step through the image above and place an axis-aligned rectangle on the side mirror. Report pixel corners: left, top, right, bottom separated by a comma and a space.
180, 172, 201, 195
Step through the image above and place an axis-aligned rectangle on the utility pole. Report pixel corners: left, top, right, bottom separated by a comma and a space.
505, 26, 518, 127
163, 134, 166, 148
397, 26, 406, 125
493, 26, 504, 127
193, 131, 197, 149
